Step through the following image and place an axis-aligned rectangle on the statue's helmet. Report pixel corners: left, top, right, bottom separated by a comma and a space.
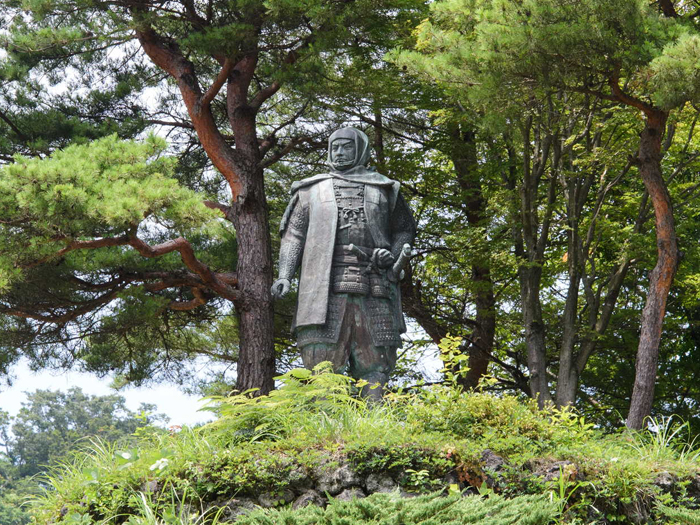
327, 127, 371, 170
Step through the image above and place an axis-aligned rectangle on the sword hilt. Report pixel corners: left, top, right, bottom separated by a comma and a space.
388, 243, 411, 282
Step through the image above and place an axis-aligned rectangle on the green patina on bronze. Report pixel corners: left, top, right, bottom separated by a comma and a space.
271, 127, 416, 396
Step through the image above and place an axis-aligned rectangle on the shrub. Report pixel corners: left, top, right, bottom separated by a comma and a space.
235, 491, 560, 525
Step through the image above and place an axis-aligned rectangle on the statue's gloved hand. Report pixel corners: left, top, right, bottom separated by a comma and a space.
373, 248, 394, 269
271, 278, 291, 299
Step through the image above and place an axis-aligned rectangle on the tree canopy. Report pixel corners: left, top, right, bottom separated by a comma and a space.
0, 0, 699, 430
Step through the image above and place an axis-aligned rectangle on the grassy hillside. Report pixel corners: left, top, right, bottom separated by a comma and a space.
30, 367, 700, 524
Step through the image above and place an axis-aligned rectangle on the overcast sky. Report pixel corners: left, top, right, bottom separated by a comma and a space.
0, 359, 213, 427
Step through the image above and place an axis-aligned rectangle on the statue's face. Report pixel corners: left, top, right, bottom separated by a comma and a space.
330, 138, 356, 171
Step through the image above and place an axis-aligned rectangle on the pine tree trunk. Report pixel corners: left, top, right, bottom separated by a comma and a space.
227, 81, 276, 395
230, 167, 275, 394
627, 110, 678, 430
133, 17, 279, 395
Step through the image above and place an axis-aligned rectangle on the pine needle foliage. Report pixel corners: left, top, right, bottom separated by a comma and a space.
236, 491, 559, 525
655, 502, 700, 525
0, 133, 217, 287
0, 134, 230, 383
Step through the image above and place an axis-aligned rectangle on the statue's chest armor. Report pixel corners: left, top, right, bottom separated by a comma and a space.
333, 179, 374, 247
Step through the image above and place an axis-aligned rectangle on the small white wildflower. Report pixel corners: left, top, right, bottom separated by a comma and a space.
149, 458, 170, 471
610, 457, 619, 463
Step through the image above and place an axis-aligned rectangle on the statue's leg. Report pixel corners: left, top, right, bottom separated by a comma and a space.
300, 342, 348, 374
298, 294, 352, 374
346, 296, 398, 401
350, 346, 397, 401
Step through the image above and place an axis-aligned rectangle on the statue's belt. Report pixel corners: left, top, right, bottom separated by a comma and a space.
330, 245, 391, 298
332, 244, 374, 266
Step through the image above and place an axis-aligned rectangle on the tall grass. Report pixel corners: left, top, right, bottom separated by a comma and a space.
627, 415, 700, 465
201, 363, 408, 445
114, 487, 226, 525
26, 364, 700, 524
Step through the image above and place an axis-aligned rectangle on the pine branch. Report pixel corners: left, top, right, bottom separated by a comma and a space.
203, 200, 232, 219
0, 288, 124, 324
126, 232, 242, 303
201, 59, 233, 108
23, 232, 241, 304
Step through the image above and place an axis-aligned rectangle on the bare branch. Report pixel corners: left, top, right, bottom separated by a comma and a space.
23, 235, 131, 268
168, 287, 208, 310
144, 119, 195, 130
666, 151, 700, 185
203, 200, 232, 219
260, 99, 311, 156
0, 109, 29, 142
259, 136, 310, 170
22, 231, 241, 304
201, 58, 232, 108
249, 27, 318, 112
250, 81, 281, 111
182, 0, 208, 28
0, 288, 123, 324
608, 67, 656, 116
132, 6, 243, 197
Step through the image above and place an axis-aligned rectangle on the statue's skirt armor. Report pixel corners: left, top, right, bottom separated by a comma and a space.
296, 292, 402, 348
298, 295, 398, 382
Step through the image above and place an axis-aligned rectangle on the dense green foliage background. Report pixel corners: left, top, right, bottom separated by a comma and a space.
0, 0, 700, 520
0, 0, 699, 428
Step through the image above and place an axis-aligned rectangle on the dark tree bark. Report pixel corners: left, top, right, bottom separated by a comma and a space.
657, 0, 678, 18
448, 125, 496, 390
555, 168, 584, 406
373, 107, 387, 172
509, 117, 556, 407
627, 109, 679, 429
223, 57, 276, 394
519, 264, 550, 406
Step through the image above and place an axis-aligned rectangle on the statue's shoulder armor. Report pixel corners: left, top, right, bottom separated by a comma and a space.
363, 171, 399, 187
290, 174, 333, 194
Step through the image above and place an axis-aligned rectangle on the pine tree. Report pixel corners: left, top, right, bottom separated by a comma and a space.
0, 0, 424, 392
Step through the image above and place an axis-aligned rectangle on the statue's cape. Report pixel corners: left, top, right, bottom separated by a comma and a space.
285, 169, 403, 328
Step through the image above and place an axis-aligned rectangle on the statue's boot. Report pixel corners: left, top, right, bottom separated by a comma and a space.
359, 372, 388, 403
